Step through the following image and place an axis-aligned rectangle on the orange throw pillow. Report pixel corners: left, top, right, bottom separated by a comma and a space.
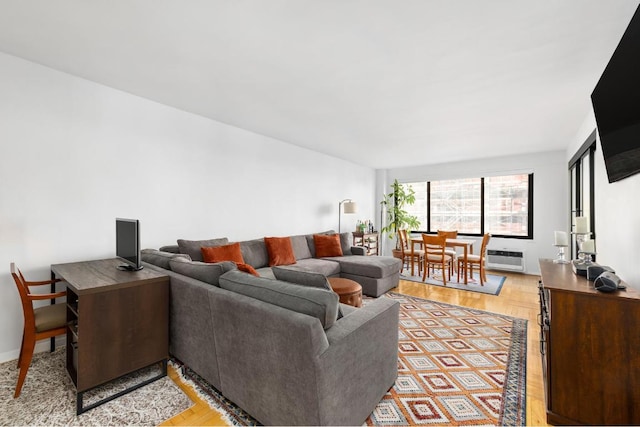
264, 236, 296, 266
313, 234, 343, 258
201, 242, 244, 264
236, 262, 259, 277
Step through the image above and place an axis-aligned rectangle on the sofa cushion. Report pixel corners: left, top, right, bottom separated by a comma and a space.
292, 258, 342, 277
314, 234, 343, 258
141, 249, 190, 270
240, 239, 269, 269
264, 237, 296, 266
290, 234, 312, 260
177, 238, 229, 262
201, 242, 245, 264
272, 267, 343, 318
219, 270, 339, 329
328, 255, 401, 279
169, 257, 237, 286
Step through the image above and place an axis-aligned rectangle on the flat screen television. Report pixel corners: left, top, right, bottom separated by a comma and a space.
591, 5, 640, 183
116, 218, 143, 271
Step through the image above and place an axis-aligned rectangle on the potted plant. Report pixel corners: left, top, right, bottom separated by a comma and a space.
380, 179, 421, 259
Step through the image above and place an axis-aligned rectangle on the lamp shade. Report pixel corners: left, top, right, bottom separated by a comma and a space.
343, 201, 358, 214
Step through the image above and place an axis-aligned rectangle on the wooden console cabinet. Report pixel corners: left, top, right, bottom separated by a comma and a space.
51, 258, 169, 414
352, 232, 379, 256
538, 259, 640, 425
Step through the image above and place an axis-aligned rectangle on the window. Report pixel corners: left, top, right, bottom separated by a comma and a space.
429, 178, 481, 233
403, 173, 533, 238
485, 175, 531, 236
569, 130, 596, 259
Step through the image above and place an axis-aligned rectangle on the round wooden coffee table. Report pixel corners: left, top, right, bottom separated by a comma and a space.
328, 277, 363, 308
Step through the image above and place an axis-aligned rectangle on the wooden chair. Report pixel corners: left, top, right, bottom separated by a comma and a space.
398, 229, 424, 275
10, 263, 67, 398
422, 234, 452, 285
457, 233, 492, 285
437, 230, 458, 276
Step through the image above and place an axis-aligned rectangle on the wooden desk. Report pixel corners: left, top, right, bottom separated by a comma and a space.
539, 259, 640, 425
51, 258, 169, 414
410, 236, 475, 283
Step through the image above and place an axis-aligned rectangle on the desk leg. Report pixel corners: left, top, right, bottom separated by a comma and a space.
50, 270, 56, 353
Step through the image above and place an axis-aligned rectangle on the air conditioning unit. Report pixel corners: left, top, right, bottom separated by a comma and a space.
486, 249, 525, 272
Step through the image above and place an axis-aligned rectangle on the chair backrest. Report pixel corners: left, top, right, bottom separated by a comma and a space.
10, 263, 35, 330
437, 230, 458, 239
398, 229, 409, 252
479, 233, 492, 259
422, 234, 446, 261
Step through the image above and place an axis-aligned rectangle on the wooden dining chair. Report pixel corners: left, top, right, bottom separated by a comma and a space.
10, 263, 67, 398
437, 230, 458, 276
422, 234, 452, 285
398, 229, 424, 275
457, 233, 492, 285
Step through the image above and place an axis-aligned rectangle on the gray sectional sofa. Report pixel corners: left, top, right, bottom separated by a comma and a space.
161, 231, 401, 297
141, 246, 400, 425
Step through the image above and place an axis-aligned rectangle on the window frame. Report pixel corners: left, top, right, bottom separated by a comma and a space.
406, 173, 534, 239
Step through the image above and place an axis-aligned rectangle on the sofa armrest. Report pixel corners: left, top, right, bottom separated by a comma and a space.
317, 297, 399, 425
350, 246, 366, 256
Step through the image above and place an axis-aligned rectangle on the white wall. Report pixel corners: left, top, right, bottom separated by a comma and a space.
384, 150, 568, 275
567, 111, 640, 286
0, 52, 376, 361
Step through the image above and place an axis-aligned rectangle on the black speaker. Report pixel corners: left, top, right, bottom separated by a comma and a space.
587, 264, 615, 281
594, 271, 621, 292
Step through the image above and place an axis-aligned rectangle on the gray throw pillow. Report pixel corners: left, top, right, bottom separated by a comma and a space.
272, 266, 343, 319
339, 232, 353, 256
141, 249, 190, 270
169, 257, 237, 286
177, 237, 229, 262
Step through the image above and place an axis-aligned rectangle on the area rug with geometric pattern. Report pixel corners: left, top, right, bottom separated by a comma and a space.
174, 292, 527, 426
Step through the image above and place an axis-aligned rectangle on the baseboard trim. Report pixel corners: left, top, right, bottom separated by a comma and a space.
0, 336, 66, 364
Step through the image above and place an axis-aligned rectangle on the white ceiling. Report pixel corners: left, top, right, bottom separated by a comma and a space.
0, 0, 638, 169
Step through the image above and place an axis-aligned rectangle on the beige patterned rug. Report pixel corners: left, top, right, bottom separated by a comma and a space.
0, 348, 191, 426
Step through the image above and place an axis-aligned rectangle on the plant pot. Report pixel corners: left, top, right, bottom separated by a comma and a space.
392, 249, 403, 260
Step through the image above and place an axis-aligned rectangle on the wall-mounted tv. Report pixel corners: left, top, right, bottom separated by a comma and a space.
116, 218, 143, 271
591, 5, 640, 183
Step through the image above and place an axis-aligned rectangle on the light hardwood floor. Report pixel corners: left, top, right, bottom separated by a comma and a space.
161, 270, 549, 426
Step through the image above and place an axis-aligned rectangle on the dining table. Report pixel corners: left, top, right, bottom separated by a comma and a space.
410, 236, 476, 284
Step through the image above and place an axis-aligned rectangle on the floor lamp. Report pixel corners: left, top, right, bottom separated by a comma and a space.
338, 199, 357, 233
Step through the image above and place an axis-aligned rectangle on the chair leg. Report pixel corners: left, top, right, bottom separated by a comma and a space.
14, 335, 35, 398
17, 332, 25, 369
442, 262, 447, 286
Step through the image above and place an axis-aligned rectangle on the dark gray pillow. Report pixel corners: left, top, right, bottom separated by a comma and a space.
141, 249, 190, 270
177, 237, 229, 262
339, 232, 353, 256
239, 239, 269, 269
272, 267, 343, 319
219, 270, 339, 329
290, 234, 312, 260
159, 245, 180, 254
169, 257, 237, 286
